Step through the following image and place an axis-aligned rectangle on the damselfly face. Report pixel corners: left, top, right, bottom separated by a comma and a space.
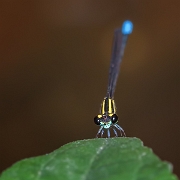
94, 114, 118, 129
94, 113, 125, 138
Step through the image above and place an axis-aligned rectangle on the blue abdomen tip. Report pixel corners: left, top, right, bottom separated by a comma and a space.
122, 20, 133, 35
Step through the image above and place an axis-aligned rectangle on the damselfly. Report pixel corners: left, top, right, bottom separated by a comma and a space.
94, 20, 133, 138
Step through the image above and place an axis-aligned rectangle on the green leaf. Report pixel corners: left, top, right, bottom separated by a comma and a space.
0, 138, 178, 180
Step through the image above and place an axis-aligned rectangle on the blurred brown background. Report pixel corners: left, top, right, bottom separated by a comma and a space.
0, 0, 179, 177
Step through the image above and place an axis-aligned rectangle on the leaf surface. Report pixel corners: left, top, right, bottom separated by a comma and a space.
0, 138, 178, 180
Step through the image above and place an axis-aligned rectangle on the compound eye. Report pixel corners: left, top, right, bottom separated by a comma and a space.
111, 114, 118, 124
94, 116, 101, 125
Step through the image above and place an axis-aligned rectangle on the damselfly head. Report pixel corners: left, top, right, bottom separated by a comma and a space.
94, 114, 118, 128
94, 113, 125, 138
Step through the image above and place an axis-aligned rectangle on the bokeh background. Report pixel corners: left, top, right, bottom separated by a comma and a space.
0, 0, 179, 178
